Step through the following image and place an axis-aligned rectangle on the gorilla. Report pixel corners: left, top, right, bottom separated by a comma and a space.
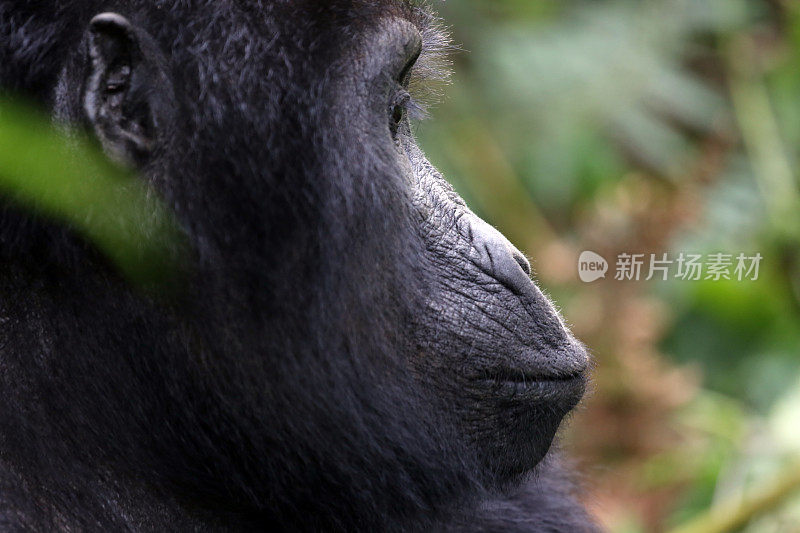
0, 1, 597, 531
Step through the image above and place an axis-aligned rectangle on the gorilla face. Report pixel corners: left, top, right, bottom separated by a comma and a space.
75, 8, 589, 481
340, 18, 590, 479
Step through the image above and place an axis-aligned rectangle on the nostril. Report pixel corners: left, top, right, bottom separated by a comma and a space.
514, 251, 531, 277
472, 243, 532, 296
467, 217, 536, 296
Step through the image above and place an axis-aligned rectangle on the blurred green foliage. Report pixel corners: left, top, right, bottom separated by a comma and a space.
0, 99, 185, 288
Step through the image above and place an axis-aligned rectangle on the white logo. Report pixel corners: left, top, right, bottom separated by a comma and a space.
578, 251, 608, 283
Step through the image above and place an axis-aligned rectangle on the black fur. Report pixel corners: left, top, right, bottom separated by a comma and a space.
0, 1, 598, 531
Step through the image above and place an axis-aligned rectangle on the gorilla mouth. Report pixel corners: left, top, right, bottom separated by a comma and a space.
471, 366, 588, 401
475, 369, 584, 383
471, 340, 590, 390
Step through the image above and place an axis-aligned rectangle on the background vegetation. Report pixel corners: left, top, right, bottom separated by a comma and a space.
416, 0, 800, 531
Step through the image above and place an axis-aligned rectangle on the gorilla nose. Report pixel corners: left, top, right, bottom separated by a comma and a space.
468, 217, 533, 295
513, 249, 532, 276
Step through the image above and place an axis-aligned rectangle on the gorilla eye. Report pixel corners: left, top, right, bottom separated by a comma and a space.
389, 89, 411, 138
389, 44, 421, 138
392, 103, 405, 124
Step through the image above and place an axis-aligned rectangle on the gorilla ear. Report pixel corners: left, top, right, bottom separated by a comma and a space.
85, 13, 164, 165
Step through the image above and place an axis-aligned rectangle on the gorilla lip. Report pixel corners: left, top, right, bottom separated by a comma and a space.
472, 339, 590, 386
473, 368, 586, 385
471, 346, 590, 395
471, 368, 588, 405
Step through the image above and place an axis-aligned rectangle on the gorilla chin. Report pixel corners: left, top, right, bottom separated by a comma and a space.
471, 367, 588, 479
456, 334, 589, 480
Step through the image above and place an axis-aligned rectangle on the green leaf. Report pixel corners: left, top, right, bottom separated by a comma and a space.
0, 99, 186, 288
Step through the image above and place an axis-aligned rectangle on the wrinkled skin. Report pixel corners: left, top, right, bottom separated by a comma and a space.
0, 1, 596, 531
407, 139, 588, 479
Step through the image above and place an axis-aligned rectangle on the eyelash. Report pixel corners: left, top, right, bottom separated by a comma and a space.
393, 89, 411, 118
390, 85, 425, 139
390, 48, 428, 136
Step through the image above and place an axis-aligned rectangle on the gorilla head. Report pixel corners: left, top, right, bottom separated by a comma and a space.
0, 1, 591, 530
